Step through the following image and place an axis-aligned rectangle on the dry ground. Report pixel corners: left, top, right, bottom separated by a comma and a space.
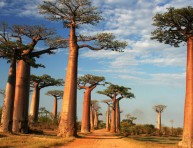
55, 129, 179, 148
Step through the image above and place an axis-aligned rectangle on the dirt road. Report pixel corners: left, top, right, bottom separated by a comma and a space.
59, 129, 131, 148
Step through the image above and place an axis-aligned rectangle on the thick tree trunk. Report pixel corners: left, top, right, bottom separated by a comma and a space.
94, 110, 98, 129
81, 89, 91, 133
106, 106, 110, 131
29, 83, 40, 123
179, 37, 193, 147
1, 57, 16, 132
12, 60, 30, 133
115, 100, 120, 133
110, 98, 116, 133
90, 105, 94, 130
58, 25, 78, 137
157, 112, 161, 130
53, 97, 58, 120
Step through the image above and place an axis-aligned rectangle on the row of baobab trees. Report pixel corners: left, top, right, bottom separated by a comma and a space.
1, 0, 193, 147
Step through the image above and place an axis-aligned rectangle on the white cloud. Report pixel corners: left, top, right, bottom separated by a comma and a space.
0, 1, 6, 8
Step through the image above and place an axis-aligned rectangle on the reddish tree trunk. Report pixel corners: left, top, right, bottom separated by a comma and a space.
106, 105, 110, 131
53, 97, 58, 120
1, 57, 16, 132
94, 110, 98, 129
110, 98, 116, 133
12, 60, 30, 133
180, 37, 193, 147
58, 24, 78, 137
81, 89, 91, 133
29, 83, 40, 123
157, 112, 161, 130
115, 100, 120, 133
90, 105, 94, 130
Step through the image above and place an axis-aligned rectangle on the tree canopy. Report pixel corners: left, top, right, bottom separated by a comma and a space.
151, 6, 193, 47
77, 74, 105, 89
46, 90, 64, 99
97, 83, 134, 100
153, 105, 167, 113
30, 74, 64, 89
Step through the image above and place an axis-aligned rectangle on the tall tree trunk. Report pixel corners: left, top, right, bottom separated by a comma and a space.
81, 89, 91, 133
12, 60, 30, 133
180, 37, 193, 147
157, 112, 161, 130
106, 106, 110, 131
90, 105, 94, 130
53, 97, 58, 120
58, 24, 78, 137
94, 110, 98, 129
29, 84, 40, 123
115, 100, 120, 133
1, 57, 16, 132
110, 99, 116, 133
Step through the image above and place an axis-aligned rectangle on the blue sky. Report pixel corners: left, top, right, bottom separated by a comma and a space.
0, 0, 192, 128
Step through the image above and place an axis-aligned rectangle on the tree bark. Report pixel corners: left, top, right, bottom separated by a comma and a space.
58, 24, 78, 137
106, 106, 110, 131
179, 37, 193, 147
157, 112, 161, 130
90, 105, 94, 130
1, 57, 16, 132
29, 83, 40, 123
12, 60, 30, 133
94, 110, 98, 129
110, 98, 116, 133
115, 100, 120, 133
53, 97, 58, 120
81, 89, 91, 133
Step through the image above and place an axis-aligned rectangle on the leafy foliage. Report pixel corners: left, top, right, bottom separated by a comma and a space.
39, 0, 103, 27
151, 6, 193, 47
30, 74, 64, 89
97, 83, 135, 100
153, 105, 167, 113
77, 74, 105, 89
45, 90, 64, 99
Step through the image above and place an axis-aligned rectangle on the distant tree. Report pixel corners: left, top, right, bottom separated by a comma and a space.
151, 6, 193, 147
45, 90, 63, 121
170, 120, 174, 136
39, 0, 127, 137
90, 100, 101, 130
29, 75, 63, 123
102, 99, 112, 131
78, 74, 105, 133
153, 105, 166, 131
97, 83, 134, 133
125, 114, 137, 125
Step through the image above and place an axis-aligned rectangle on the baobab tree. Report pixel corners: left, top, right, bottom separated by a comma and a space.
102, 99, 112, 131
45, 90, 63, 121
153, 105, 166, 131
151, 6, 193, 147
29, 74, 63, 123
91, 100, 101, 129
11, 24, 65, 133
77, 74, 105, 133
0, 22, 25, 132
97, 83, 134, 133
39, 0, 127, 137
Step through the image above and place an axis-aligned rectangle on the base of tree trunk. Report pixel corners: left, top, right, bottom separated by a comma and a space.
179, 140, 193, 148
12, 120, 28, 134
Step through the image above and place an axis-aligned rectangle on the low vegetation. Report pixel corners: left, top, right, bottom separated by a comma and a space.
0, 132, 74, 148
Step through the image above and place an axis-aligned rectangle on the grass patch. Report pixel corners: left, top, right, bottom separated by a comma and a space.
124, 135, 181, 148
0, 131, 74, 148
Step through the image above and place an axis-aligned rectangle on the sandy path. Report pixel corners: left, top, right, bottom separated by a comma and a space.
58, 129, 130, 148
